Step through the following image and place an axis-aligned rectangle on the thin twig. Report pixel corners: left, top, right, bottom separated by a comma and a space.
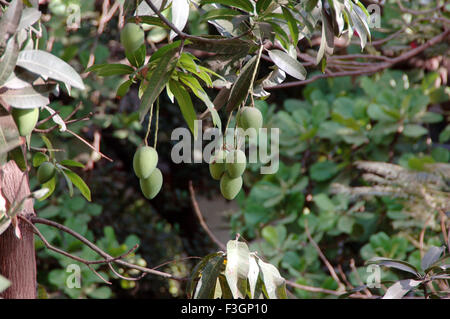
188, 181, 226, 251
304, 220, 346, 291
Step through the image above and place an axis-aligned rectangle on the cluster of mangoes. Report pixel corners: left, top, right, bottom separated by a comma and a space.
133, 146, 162, 199
209, 106, 263, 200
11, 107, 39, 137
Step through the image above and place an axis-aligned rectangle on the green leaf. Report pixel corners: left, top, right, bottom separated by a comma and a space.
201, 0, 254, 13
16, 50, 85, 90
32, 152, 49, 167
0, 115, 21, 162
422, 246, 444, 272
0, 0, 23, 46
225, 55, 258, 113
125, 43, 146, 68
59, 167, 74, 197
382, 279, 421, 299
1, 85, 55, 108
225, 239, 250, 299
85, 63, 134, 76
309, 161, 339, 182
366, 257, 419, 277
316, 9, 334, 64
38, 176, 56, 201
149, 41, 183, 63
439, 125, 450, 143
268, 49, 306, 80
188, 252, 223, 297
63, 169, 91, 201
256, 0, 272, 13
0, 36, 19, 87
139, 47, 178, 122
116, 79, 133, 98
132, 16, 170, 29
403, 124, 428, 138
282, 7, 299, 45
195, 254, 225, 299
169, 80, 197, 138
60, 159, 85, 168
201, 8, 242, 21
257, 257, 287, 299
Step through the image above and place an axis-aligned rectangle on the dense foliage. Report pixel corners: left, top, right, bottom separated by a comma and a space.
0, 0, 448, 299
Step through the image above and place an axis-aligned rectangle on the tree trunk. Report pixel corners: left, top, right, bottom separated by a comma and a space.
0, 160, 36, 299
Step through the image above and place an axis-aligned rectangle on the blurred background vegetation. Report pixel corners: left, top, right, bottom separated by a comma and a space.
26, 0, 449, 298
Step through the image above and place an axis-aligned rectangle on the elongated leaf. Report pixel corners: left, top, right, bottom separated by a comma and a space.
38, 176, 56, 201
0, 36, 19, 87
268, 49, 306, 80
316, 9, 334, 65
225, 239, 250, 299
248, 255, 260, 298
0, 0, 23, 46
116, 79, 133, 98
188, 252, 223, 297
256, 0, 271, 13
130, 16, 169, 29
225, 55, 258, 112
201, 0, 253, 13
366, 257, 420, 277
32, 152, 48, 167
422, 246, 444, 272
169, 80, 197, 138
59, 167, 74, 197
282, 7, 299, 45
170, 0, 190, 40
17, 50, 85, 90
18, 7, 41, 30
257, 257, 287, 299
139, 47, 178, 122
195, 254, 225, 299
0, 84, 56, 108
201, 8, 242, 21
59, 159, 84, 168
178, 73, 221, 130
149, 40, 182, 63
63, 169, 91, 201
382, 279, 421, 299
0, 115, 21, 162
86, 63, 134, 76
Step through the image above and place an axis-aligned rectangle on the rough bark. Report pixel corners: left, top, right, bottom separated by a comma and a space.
0, 160, 36, 299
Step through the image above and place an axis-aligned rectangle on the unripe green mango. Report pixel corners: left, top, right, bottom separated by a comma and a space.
120, 23, 145, 54
237, 106, 263, 131
209, 150, 226, 180
225, 149, 246, 178
133, 146, 158, 179
11, 107, 39, 137
37, 162, 56, 184
220, 174, 242, 200
140, 168, 163, 199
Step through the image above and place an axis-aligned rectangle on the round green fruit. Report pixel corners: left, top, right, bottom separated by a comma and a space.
120, 23, 145, 54
220, 174, 242, 200
11, 107, 39, 137
225, 149, 246, 178
140, 168, 163, 199
209, 150, 226, 180
37, 162, 56, 184
133, 146, 158, 179
237, 106, 263, 131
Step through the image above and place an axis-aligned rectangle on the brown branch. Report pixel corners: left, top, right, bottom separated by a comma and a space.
30, 216, 187, 281
266, 29, 449, 90
304, 220, 346, 291
189, 181, 226, 251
